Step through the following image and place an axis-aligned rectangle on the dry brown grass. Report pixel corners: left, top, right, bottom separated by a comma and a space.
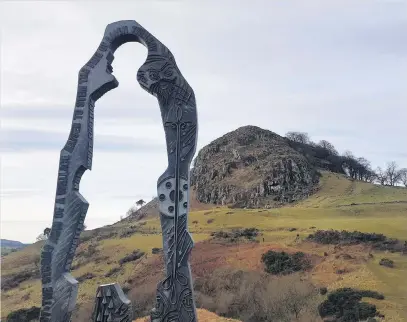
133, 308, 241, 322
194, 268, 321, 322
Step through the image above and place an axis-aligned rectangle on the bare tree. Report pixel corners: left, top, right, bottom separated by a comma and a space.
399, 168, 407, 187
317, 140, 338, 156
365, 170, 377, 183
36, 233, 48, 242
342, 151, 358, 179
375, 166, 387, 185
385, 161, 402, 186
285, 131, 310, 144
356, 157, 371, 181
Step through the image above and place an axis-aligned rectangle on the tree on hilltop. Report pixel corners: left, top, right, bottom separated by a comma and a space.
385, 161, 403, 186
36, 227, 51, 241
136, 199, 146, 208
317, 140, 339, 156
375, 166, 387, 185
400, 168, 407, 187
285, 131, 310, 144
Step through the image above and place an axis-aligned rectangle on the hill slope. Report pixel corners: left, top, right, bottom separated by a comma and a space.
2, 172, 407, 321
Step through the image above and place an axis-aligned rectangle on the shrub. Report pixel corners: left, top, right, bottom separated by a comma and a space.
81, 243, 99, 258
95, 230, 117, 241
119, 250, 145, 265
318, 288, 384, 321
211, 228, 259, 243
194, 268, 319, 322
105, 266, 121, 277
1, 269, 39, 291
128, 279, 158, 319
6, 306, 40, 322
119, 227, 139, 238
76, 272, 96, 282
207, 218, 215, 224
320, 287, 328, 295
151, 247, 162, 254
261, 250, 311, 275
307, 229, 404, 253
379, 258, 394, 268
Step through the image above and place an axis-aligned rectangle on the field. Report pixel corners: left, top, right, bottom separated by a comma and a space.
2, 172, 407, 321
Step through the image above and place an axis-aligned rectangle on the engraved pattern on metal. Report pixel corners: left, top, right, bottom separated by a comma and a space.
91, 283, 132, 322
39, 20, 198, 322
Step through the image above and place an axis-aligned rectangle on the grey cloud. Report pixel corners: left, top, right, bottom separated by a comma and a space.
0, 129, 164, 152
0, 103, 158, 121
0, 189, 44, 199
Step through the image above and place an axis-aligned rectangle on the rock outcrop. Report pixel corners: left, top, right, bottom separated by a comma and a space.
190, 126, 319, 208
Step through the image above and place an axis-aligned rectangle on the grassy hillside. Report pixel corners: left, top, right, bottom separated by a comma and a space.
2, 172, 407, 321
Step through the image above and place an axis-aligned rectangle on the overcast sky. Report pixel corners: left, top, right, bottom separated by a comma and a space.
1, 1, 406, 243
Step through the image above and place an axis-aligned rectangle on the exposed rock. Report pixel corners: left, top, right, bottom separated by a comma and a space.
190, 126, 319, 208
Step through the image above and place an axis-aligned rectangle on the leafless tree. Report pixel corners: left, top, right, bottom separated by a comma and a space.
317, 140, 338, 155
365, 170, 377, 183
385, 161, 402, 186
285, 131, 310, 144
36, 233, 48, 242
399, 168, 407, 187
356, 157, 371, 181
375, 166, 388, 185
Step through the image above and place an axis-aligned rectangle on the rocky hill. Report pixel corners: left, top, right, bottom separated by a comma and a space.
190, 125, 320, 208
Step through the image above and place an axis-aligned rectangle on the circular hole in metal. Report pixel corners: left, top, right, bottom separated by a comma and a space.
168, 206, 174, 213
159, 194, 166, 201
166, 182, 172, 189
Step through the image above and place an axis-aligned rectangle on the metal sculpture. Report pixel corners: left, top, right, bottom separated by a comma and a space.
40, 20, 198, 322
91, 283, 132, 322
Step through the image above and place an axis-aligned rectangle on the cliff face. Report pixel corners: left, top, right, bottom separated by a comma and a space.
190, 126, 320, 208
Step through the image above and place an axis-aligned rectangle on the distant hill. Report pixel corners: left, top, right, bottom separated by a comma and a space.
1, 239, 28, 249
1, 239, 29, 256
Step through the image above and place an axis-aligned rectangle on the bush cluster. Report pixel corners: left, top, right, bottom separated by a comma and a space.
6, 306, 40, 322
194, 268, 319, 321
308, 229, 405, 253
1, 269, 39, 291
151, 247, 162, 254
307, 230, 385, 244
379, 258, 394, 268
261, 250, 311, 275
318, 288, 384, 321
119, 250, 145, 265
211, 228, 259, 242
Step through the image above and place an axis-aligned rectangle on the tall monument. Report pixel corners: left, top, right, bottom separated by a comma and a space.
40, 20, 198, 322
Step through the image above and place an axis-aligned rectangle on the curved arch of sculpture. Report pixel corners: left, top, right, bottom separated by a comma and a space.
39, 20, 198, 322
